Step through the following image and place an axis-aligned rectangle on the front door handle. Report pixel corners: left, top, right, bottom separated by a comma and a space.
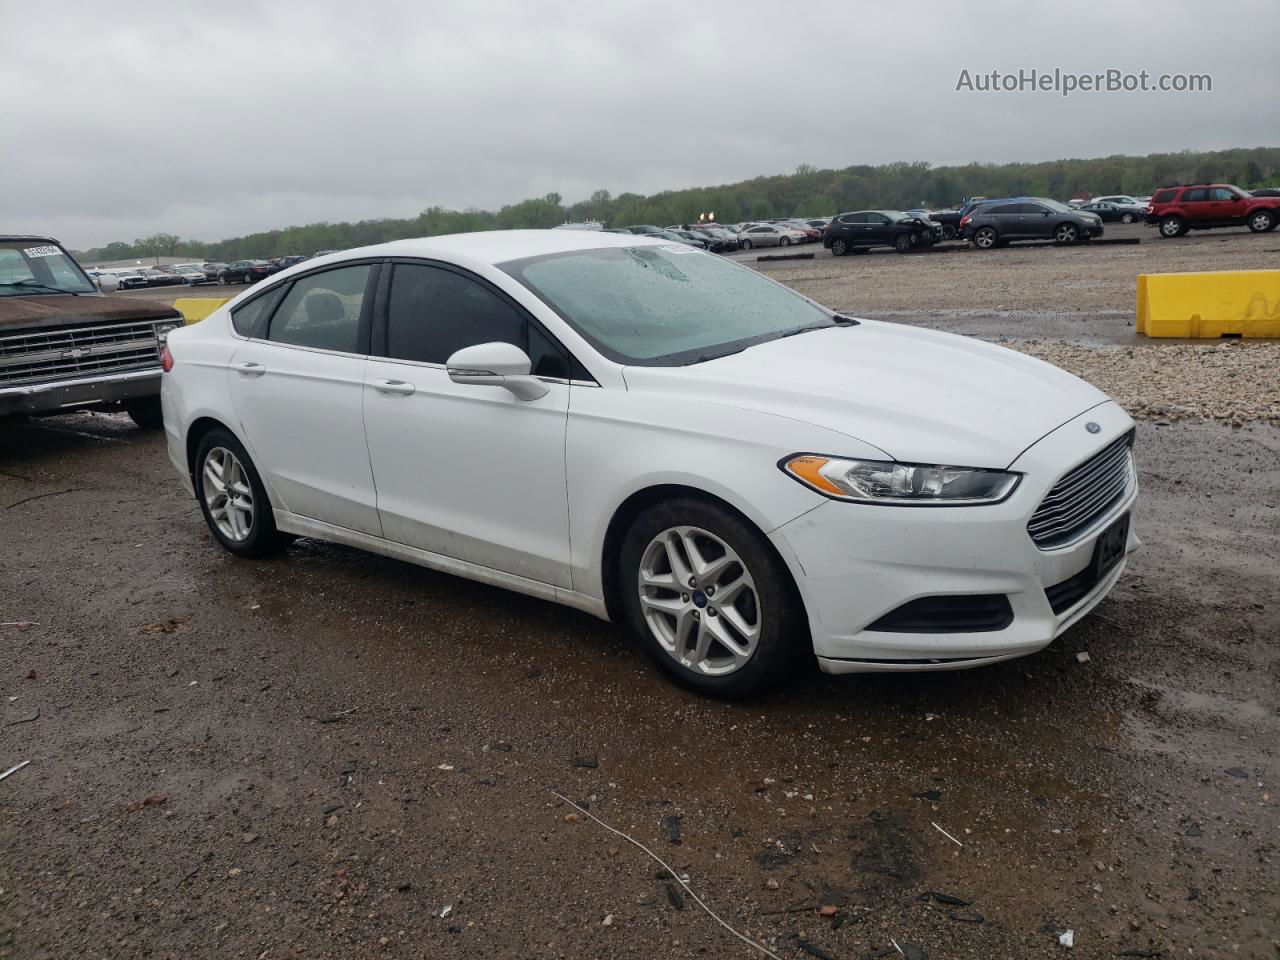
372, 378, 416, 396
236, 361, 266, 377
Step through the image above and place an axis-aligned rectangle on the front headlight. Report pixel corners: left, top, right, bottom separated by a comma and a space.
154, 321, 183, 342
782, 454, 1019, 505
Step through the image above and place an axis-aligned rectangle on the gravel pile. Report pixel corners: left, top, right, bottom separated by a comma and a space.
1000, 339, 1280, 425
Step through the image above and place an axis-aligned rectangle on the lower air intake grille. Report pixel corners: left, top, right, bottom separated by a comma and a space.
866, 594, 1013, 633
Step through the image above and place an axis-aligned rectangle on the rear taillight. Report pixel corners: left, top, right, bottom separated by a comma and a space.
959, 215, 971, 228
160, 344, 174, 372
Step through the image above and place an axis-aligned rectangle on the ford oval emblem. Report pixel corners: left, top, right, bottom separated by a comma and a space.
1085, 421, 1101, 434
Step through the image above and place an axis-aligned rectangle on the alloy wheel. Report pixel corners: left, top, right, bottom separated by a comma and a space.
974, 228, 996, 249
637, 525, 761, 677
1249, 212, 1273, 232
831, 238, 847, 256
1056, 224, 1078, 243
202, 446, 255, 542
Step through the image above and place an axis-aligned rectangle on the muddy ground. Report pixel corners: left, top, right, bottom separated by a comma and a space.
2, 225, 1278, 960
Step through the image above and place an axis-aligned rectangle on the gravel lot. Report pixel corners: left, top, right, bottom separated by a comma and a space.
2, 224, 1277, 959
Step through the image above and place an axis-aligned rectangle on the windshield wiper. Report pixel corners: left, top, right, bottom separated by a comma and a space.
0, 279, 81, 296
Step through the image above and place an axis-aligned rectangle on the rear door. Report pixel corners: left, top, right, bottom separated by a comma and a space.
226, 262, 382, 535
362, 260, 574, 587
1180, 187, 1210, 223
985, 203, 1021, 237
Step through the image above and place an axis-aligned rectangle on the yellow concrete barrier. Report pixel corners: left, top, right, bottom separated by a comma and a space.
174, 297, 231, 325
1137, 270, 1280, 338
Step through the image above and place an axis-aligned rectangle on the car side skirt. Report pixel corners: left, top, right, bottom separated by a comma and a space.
273, 510, 611, 621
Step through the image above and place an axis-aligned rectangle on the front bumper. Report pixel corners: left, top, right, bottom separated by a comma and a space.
0, 369, 161, 417
1084, 222, 1105, 238
770, 403, 1139, 673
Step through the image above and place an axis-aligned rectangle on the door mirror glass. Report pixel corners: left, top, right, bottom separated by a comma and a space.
447, 342, 548, 401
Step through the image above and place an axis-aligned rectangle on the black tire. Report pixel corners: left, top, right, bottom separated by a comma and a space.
124, 395, 164, 430
618, 497, 807, 699
941, 224, 957, 240
1159, 215, 1186, 238
1054, 223, 1080, 245
830, 237, 848, 256
193, 428, 293, 558
218, 275, 228, 285
1248, 210, 1275, 233
894, 232, 913, 253
973, 226, 997, 250
741, 239, 753, 250
779, 236, 791, 247
1121, 212, 1135, 224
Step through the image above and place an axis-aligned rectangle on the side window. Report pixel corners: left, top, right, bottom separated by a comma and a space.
230, 285, 285, 337
988, 204, 1018, 215
268, 264, 371, 353
866, 213, 889, 224
1018, 203, 1046, 214
1152, 189, 1177, 203
385, 262, 572, 378
1182, 188, 1208, 202
1210, 188, 1236, 201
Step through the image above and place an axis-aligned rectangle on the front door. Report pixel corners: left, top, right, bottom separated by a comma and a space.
227, 262, 382, 536
362, 260, 574, 587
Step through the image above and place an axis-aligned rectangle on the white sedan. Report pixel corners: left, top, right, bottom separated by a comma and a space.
162, 230, 1138, 697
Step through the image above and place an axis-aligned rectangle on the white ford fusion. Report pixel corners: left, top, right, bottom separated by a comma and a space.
162, 230, 1137, 697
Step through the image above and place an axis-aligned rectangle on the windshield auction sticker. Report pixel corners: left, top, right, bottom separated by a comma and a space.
23, 245, 62, 258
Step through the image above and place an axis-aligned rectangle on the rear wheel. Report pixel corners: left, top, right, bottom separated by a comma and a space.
830, 237, 848, 256
124, 396, 163, 430
779, 236, 791, 247
1054, 223, 1080, 245
194, 429, 293, 558
741, 239, 753, 250
619, 498, 806, 699
941, 224, 957, 240
973, 226, 997, 250
1159, 215, 1186, 238
1248, 210, 1275, 233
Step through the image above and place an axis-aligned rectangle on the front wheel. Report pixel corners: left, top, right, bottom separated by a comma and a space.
1248, 210, 1276, 233
124, 396, 163, 430
1054, 223, 1080, 245
973, 227, 997, 250
218, 275, 228, 285
619, 498, 806, 699
894, 232, 913, 253
830, 238, 848, 256
941, 224, 957, 240
194, 429, 293, 558
1121, 212, 1135, 224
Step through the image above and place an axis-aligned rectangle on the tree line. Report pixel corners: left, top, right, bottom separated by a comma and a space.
76, 146, 1280, 263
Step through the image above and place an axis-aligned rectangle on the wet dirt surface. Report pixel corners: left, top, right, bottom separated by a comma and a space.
3, 234, 1279, 959
2, 418, 1278, 959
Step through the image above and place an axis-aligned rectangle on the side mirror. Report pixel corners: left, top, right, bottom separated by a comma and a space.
1042, 210, 1051, 216
446, 342, 549, 401
98, 273, 120, 292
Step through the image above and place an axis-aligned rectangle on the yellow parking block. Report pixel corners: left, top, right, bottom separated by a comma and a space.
1137, 270, 1280, 338
173, 297, 231, 325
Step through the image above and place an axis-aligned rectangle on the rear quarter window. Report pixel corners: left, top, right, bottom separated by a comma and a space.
230, 286, 286, 338
1152, 189, 1177, 204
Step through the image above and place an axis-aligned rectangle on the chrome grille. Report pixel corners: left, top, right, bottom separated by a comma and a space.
1028, 431, 1134, 548
0, 321, 162, 387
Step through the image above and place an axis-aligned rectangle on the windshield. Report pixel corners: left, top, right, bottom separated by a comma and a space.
1040, 199, 1074, 213
502, 244, 837, 365
0, 241, 96, 296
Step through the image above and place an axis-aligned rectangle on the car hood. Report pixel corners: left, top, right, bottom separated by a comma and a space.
0, 293, 182, 332
621, 321, 1110, 468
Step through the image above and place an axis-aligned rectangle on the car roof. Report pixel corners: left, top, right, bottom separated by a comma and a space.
332, 229, 672, 267
0, 235, 60, 244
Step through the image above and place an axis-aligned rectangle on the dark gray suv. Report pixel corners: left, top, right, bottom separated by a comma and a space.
961, 198, 1103, 249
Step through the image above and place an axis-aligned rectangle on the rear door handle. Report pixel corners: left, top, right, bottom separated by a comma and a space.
372, 378, 416, 396
236, 361, 266, 377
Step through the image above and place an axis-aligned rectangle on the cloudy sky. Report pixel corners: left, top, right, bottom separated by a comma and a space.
4, 0, 1275, 248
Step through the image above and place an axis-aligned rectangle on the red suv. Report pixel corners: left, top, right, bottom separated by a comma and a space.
1146, 184, 1280, 238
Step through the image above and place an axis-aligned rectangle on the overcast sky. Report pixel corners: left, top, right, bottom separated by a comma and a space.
4, 0, 1276, 248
